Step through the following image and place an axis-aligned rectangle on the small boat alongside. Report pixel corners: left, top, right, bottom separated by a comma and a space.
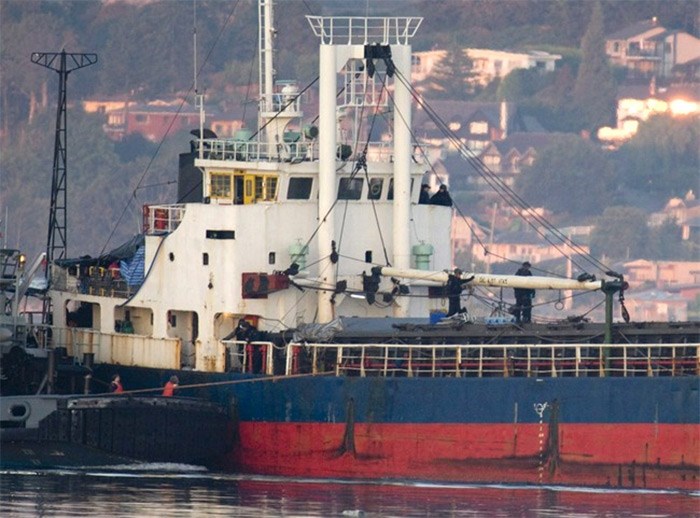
0, 394, 230, 470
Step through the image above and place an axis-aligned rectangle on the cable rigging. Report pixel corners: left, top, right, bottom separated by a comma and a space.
392, 66, 616, 279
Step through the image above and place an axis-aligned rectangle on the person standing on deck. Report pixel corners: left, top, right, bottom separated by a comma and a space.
162, 375, 179, 397
109, 374, 124, 393
429, 185, 453, 206
418, 183, 431, 204
513, 261, 535, 324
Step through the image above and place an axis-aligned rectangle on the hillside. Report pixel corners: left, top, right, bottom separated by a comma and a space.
0, 0, 698, 261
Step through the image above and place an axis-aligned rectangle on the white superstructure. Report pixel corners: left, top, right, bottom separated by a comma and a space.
49, 4, 454, 373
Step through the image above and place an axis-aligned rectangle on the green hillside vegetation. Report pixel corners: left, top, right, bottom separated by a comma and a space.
0, 0, 698, 262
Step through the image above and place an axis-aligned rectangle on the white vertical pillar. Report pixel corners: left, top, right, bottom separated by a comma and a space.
317, 44, 337, 323
392, 45, 412, 317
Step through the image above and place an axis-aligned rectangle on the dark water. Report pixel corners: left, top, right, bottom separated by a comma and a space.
1, 465, 698, 517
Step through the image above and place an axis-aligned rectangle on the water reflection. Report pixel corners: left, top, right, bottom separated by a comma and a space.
1, 469, 698, 517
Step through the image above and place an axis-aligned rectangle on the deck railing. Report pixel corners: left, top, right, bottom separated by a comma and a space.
193, 138, 402, 164
143, 204, 186, 234
281, 342, 699, 378
14, 324, 698, 379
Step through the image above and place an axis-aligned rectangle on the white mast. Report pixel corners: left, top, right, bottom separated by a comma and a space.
391, 43, 413, 318
259, 0, 274, 116
259, 0, 301, 152
317, 43, 338, 323
193, 0, 205, 160
308, 16, 422, 323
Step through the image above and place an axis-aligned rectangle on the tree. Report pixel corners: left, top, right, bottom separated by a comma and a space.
425, 46, 476, 101
572, 1, 616, 133
517, 135, 614, 217
497, 68, 550, 102
614, 114, 700, 202
647, 218, 691, 260
590, 206, 649, 261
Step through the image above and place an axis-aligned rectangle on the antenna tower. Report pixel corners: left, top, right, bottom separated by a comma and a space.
31, 50, 97, 321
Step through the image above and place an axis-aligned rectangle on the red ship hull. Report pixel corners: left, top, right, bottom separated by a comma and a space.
225, 422, 699, 491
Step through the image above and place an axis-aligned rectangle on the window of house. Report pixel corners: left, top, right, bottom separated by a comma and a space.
613, 42, 620, 53
135, 114, 148, 123
211, 173, 233, 198
287, 177, 313, 199
338, 177, 363, 200
448, 121, 462, 131
469, 121, 488, 134
367, 178, 383, 200
483, 154, 500, 166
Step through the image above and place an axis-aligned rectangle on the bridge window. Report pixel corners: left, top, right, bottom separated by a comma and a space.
211, 173, 233, 199
255, 175, 278, 201
367, 178, 383, 200
338, 177, 363, 200
288, 177, 313, 199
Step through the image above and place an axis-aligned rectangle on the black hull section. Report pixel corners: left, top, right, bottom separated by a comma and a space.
1, 396, 231, 470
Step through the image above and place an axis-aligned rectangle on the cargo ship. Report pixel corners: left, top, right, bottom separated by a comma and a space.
2, 1, 697, 489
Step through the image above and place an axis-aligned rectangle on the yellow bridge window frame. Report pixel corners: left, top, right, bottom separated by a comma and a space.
244, 174, 278, 204
210, 172, 233, 199
209, 171, 278, 204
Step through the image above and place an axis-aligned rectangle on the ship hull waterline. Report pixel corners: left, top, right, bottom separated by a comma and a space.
93, 366, 700, 491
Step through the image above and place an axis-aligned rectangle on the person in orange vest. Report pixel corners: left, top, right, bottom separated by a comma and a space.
162, 375, 179, 397
109, 374, 124, 394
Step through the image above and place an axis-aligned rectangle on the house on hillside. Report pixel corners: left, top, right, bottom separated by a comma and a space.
100, 101, 199, 142
412, 48, 561, 88
83, 99, 137, 115
605, 17, 700, 79
467, 49, 561, 86
649, 192, 700, 241
597, 83, 700, 145
624, 289, 688, 322
481, 230, 586, 267
85, 98, 247, 142
474, 132, 565, 193
623, 259, 700, 289
413, 100, 536, 155
451, 214, 488, 263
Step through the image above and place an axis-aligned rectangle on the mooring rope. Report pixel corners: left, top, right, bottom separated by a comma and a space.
96, 370, 336, 396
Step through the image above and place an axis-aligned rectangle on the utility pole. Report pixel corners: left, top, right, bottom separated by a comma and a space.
32, 50, 97, 323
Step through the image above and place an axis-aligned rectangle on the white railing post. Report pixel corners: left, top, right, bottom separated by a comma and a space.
266, 342, 274, 375
285, 343, 293, 375
455, 347, 461, 377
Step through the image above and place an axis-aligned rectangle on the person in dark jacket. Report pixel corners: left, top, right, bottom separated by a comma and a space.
418, 183, 431, 204
513, 261, 535, 324
429, 184, 452, 206
445, 269, 475, 317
